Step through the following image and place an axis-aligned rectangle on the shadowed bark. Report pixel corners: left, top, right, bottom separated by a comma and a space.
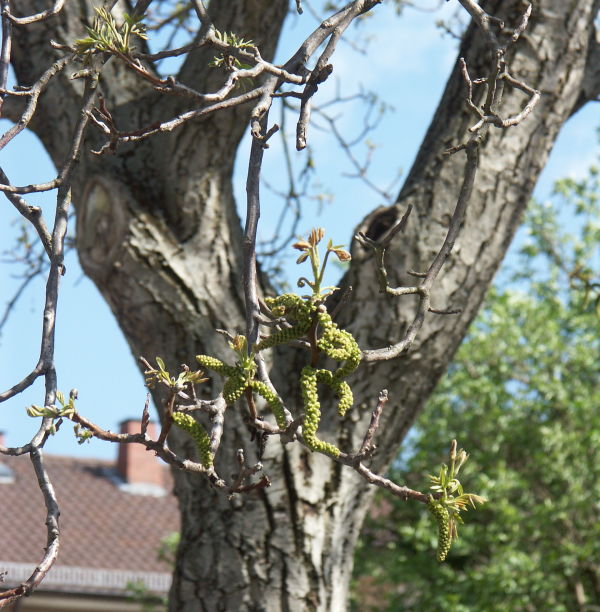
8, 0, 600, 610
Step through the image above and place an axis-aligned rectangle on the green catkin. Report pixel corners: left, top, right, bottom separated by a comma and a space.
250, 380, 287, 429
255, 293, 313, 351
333, 379, 353, 416
253, 300, 363, 456
428, 497, 452, 562
223, 371, 248, 404
314, 308, 360, 416
316, 310, 361, 382
255, 325, 304, 350
301, 367, 340, 458
196, 354, 237, 377
314, 370, 353, 417
197, 355, 250, 405
195, 293, 362, 453
172, 412, 213, 468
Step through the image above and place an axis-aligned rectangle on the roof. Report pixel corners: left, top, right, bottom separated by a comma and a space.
0, 453, 179, 596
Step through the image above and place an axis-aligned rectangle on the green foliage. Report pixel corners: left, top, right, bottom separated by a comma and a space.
125, 580, 166, 612
427, 444, 486, 562
209, 29, 255, 73
157, 531, 180, 565
74, 7, 147, 58
26, 389, 76, 420
26, 389, 91, 442
352, 160, 600, 611
145, 356, 207, 390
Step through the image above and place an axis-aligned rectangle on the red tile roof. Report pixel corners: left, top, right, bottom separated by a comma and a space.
0, 452, 179, 595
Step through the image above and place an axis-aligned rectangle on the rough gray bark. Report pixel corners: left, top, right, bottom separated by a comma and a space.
7, 0, 600, 610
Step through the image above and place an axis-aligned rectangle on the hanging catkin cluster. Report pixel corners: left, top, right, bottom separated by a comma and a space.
192, 287, 361, 458
196, 353, 287, 428
428, 497, 452, 562
255, 293, 313, 351
296, 304, 362, 457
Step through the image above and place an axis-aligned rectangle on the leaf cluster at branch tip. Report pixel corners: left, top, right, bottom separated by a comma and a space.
427, 441, 486, 561
209, 29, 255, 72
74, 7, 147, 59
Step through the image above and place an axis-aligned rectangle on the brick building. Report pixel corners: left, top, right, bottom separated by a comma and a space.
0, 421, 179, 611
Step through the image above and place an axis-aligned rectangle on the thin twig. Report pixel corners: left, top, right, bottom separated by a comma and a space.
357, 389, 388, 456
3, 0, 66, 25
0, 0, 11, 114
0, 56, 72, 150
360, 3, 537, 362
0, 448, 60, 607
0, 169, 53, 255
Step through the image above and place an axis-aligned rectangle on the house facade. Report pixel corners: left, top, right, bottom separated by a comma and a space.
0, 421, 179, 611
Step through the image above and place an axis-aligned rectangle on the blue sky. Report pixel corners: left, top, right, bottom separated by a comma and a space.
0, 1, 598, 459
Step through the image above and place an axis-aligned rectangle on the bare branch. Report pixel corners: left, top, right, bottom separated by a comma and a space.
3, 0, 66, 25
67, 409, 223, 483
190, 0, 212, 28
0, 67, 100, 192
360, 3, 537, 362
295, 0, 380, 149
0, 0, 11, 114
88, 87, 265, 154
0, 448, 60, 607
357, 389, 388, 457
131, 0, 154, 19
0, 168, 53, 255
456, 0, 503, 48
245, 114, 275, 348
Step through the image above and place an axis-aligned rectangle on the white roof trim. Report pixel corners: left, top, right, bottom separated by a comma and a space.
0, 562, 171, 594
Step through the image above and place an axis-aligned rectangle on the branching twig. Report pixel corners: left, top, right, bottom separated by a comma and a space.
3, 0, 66, 25
0, 448, 60, 607
0, 169, 53, 255
0, 56, 73, 150
0, 67, 100, 193
358, 2, 537, 362
0, 0, 11, 114
357, 389, 388, 457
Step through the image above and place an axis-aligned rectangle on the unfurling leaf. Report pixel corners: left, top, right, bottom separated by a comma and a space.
331, 248, 351, 262
308, 227, 325, 246
292, 239, 311, 252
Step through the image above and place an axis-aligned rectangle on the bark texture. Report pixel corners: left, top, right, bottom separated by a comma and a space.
8, 0, 600, 610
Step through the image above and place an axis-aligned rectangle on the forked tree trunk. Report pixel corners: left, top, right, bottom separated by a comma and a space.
8, 0, 600, 610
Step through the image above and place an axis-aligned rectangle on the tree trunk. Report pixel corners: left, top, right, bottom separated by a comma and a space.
8, 0, 600, 610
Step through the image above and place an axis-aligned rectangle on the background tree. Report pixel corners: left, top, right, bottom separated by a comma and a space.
1, 0, 599, 611
353, 162, 600, 611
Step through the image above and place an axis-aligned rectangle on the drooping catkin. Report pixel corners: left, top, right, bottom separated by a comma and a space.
250, 380, 287, 429
300, 366, 341, 458
172, 411, 213, 468
196, 354, 236, 377
428, 497, 452, 562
